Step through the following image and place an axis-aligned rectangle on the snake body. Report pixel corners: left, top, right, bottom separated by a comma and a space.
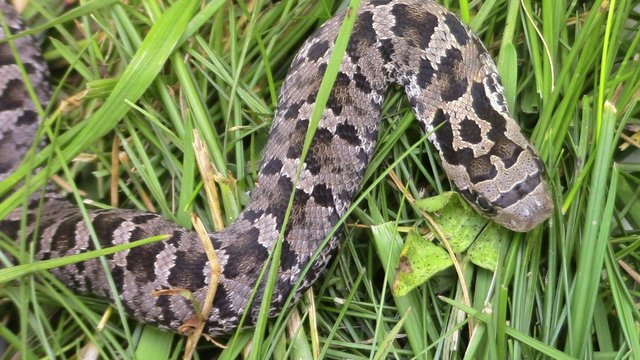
0, 0, 552, 335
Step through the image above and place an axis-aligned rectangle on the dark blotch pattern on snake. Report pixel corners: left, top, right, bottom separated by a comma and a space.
0, 0, 553, 335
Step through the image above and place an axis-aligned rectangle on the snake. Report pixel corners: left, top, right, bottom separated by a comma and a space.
0, 0, 553, 336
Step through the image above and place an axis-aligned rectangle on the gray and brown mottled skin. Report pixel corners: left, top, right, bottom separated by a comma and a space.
0, 0, 553, 335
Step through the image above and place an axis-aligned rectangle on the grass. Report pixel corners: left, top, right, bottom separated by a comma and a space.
1, 0, 639, 358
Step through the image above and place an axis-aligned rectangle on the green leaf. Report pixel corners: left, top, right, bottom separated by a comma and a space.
392, 230, 452, 296
415, 191, 489, 252
467, 223, 509, 271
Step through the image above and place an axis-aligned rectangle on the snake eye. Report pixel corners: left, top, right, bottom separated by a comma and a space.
476, 196, 493, 212
459, 188, 497, 215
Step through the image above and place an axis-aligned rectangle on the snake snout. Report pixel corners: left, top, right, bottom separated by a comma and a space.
496, 180, 554, 232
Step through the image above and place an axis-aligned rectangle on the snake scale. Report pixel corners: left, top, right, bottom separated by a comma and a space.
0, 0, 552, 335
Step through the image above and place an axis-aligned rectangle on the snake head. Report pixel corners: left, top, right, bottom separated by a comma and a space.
452, 143, 554, 232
